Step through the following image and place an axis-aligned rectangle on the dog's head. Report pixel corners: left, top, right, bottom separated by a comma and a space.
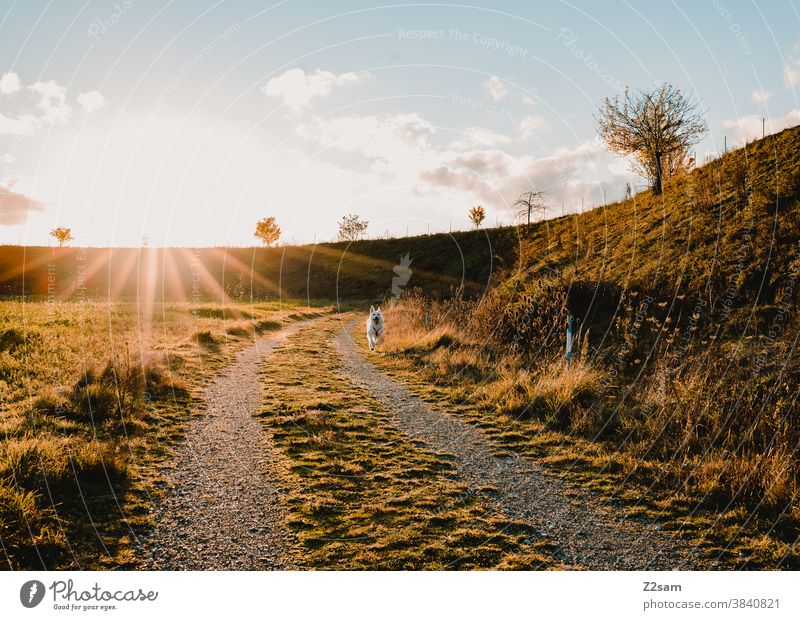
369, 305, 383, 325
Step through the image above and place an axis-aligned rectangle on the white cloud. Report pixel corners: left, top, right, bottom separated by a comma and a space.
520, 94, 537, 106
448, 126, 512, 150
519, 115, 547, 139
29, 80, 71, 124
0, 185, 46, 224
784, 64, 800, 88
297, 112, 434, 159
0, 71, 20, 95
751, 89, 773, 103
420, 139, 625, 213
483, 75, 508, 102
261, 68, 367, 111
723, 109, 800, 143
784, 42, 800, 88
77, 90, 107, 114
0, 112, 36, 135
449, 149, 512, 177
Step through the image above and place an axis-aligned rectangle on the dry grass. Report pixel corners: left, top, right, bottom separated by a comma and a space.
483, 361, 606, 427
376, 290, 799, 568
256, 314, 562, 569
0, 298, 330, 569
368, 129, 800, 568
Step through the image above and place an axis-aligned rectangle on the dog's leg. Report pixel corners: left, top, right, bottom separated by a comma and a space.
367, 332, 374, 351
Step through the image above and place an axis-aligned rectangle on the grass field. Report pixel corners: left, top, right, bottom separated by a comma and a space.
1, 127, 798, 571
0, 297, 330, 569
256, 314, 561, 569
371, 127, 800, 569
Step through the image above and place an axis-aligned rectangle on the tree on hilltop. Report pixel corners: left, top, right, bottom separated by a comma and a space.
514, 189, 547, 225
468, 205, 486, 229
50, 227, 74, 247
337, 214, 368, 241
254, 216, 281, 247
596, 83, 706, 195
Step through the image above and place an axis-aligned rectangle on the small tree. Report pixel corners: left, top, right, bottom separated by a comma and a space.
596, 84, 706, 195
337, 214, 368, 242
514, 189, 547, 225
254, 216, 281, 246
468, 205, 486, 229
50, 227, 74, 247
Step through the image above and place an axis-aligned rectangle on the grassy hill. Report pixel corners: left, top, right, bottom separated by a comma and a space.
510, 124, 800, 321
377, 125, 800, 568
0, 227, 522, 302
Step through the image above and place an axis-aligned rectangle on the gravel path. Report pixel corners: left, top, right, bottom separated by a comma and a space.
335, 323, 714, 570
141, 323, 308, 570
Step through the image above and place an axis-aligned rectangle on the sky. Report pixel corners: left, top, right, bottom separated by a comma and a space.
0, 0, 799, 247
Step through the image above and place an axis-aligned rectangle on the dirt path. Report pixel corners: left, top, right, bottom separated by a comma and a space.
335, 322, 714, 570
141, 323, 308, 570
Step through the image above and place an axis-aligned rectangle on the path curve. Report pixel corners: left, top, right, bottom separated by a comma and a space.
141, 322, 309, 570
335, 322, 713, 570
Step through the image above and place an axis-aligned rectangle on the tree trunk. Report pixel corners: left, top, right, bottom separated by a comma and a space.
653, 151, 663, 195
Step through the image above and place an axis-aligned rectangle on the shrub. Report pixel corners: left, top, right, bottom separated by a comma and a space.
0, 328, 27, 352
0, 481, 63, 569
193, 329, 219, 351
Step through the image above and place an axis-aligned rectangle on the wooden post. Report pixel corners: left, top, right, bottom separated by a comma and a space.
566, 314, 573, 369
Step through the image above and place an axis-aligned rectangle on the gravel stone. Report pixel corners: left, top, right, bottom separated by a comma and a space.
140, 323, 308, 570
335, 323, 715, 570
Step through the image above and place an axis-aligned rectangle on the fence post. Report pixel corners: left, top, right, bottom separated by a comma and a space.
566, 314, 573, 369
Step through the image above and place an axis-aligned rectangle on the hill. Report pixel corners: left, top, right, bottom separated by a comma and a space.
375, 124, 800, 568
0, 227, 522, 302
511, 124, 800, 321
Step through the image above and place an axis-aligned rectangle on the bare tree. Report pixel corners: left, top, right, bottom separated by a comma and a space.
468, 205, 485, 229
596, 84, 706, 195
633, 149, 695, 188
49, 227, 74, 247
254, 216, 281, 246
513, 189, 547, 225
337, 213, 369, 241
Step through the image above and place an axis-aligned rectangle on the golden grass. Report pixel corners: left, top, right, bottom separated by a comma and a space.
256, 314, 563, 569
374, 296, 800, 569
481, 361, 606, 427
0, 298, 331, 569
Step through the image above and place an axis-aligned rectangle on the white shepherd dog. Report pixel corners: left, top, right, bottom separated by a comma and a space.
366, 305, 384, 352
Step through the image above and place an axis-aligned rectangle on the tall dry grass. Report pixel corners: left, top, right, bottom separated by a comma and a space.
382, 284, 799, 525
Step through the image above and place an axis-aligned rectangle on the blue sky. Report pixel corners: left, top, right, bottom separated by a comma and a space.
1, 0, 799, 246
